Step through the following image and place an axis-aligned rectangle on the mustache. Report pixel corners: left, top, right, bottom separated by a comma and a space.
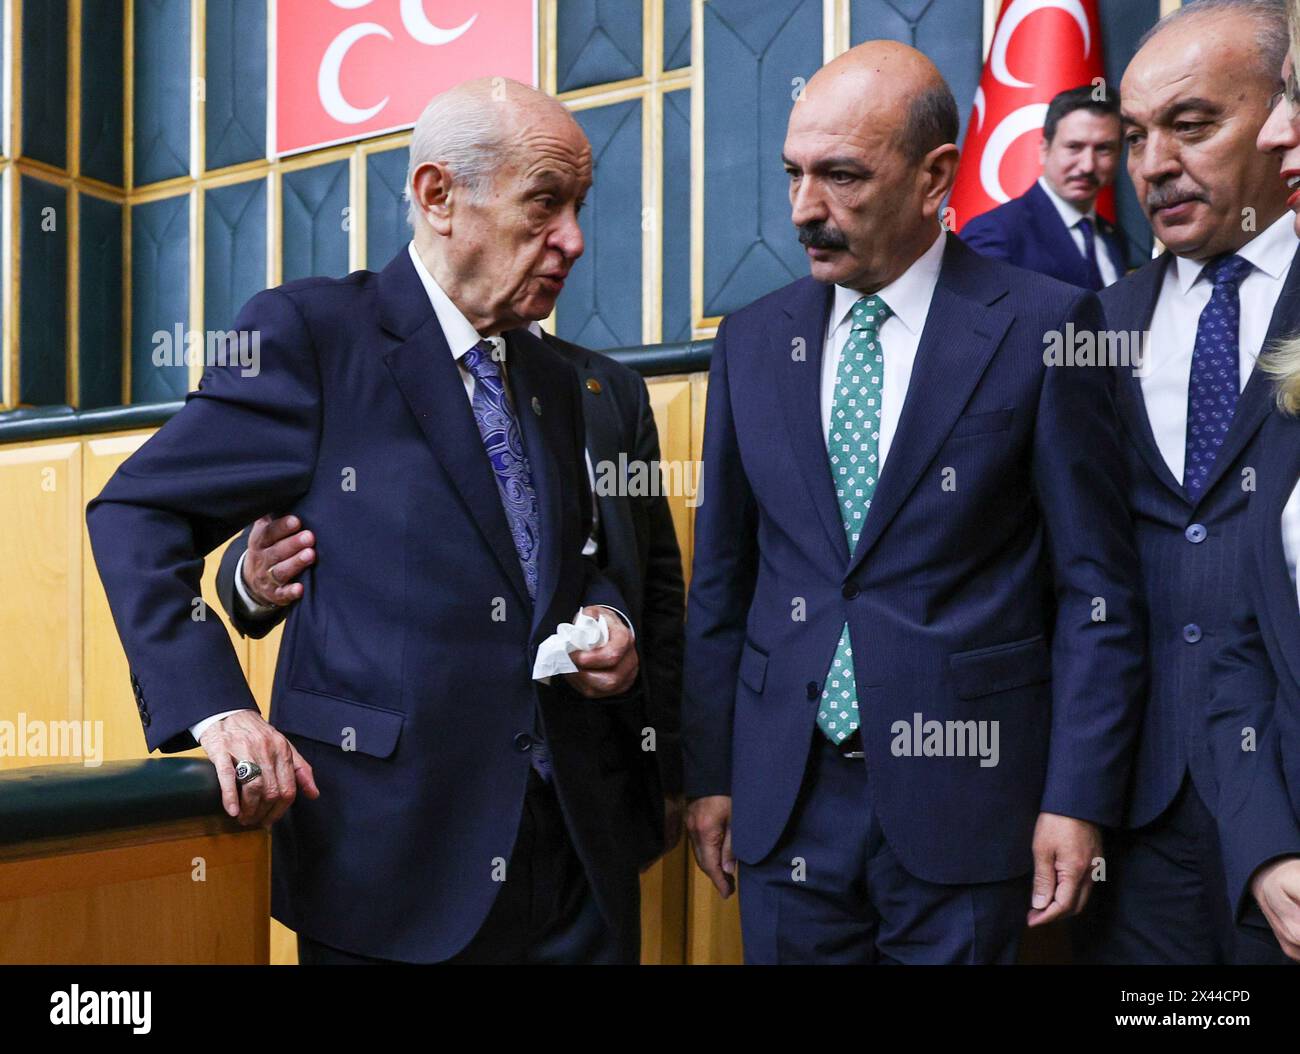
1145, 183, 1207, 211
1067, 173, 1100, 187
797, 222, 849, 251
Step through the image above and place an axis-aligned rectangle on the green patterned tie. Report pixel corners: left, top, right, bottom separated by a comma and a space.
818, 295, 890, 743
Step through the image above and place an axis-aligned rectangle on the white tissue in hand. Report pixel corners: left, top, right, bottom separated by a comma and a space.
532, 612, 609, 679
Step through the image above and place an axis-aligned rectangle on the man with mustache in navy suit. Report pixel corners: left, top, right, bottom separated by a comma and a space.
682, 40, 1144, 964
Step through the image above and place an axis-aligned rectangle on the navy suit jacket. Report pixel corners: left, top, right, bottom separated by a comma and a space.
215, 331, 687, 797
1208, 409, 1300, 929
961, 181, 1129, 289
1100, 248, 1300, 827
682, 234, 1145, 885
86, 249, 655, 962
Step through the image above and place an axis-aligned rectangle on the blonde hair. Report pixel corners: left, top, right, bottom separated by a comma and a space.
1263, 0, 1300, 415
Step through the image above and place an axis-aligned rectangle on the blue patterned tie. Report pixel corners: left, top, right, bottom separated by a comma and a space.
1185, 254, 1252, 500
461, 340, 540, 600
1076, 217, 1104, 291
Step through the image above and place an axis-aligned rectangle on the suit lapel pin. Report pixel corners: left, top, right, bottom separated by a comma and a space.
585, 377, 602, 394
532, 396, 542, 416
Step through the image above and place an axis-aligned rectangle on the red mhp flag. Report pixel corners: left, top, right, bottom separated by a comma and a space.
949, 0, 1113, 230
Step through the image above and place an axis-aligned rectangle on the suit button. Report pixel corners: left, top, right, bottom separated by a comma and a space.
806, 682, 819, 700
842, 583, 859, 600
1183, 623, 1202, 643
513, 732, 533, 753
1185, 523, 1207, 544
140, 712, 151, 727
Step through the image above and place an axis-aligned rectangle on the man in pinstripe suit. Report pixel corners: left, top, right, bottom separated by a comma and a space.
1072, 0, 1298, 964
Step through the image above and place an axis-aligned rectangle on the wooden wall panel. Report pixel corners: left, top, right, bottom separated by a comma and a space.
0, 819, 269, 964
638, 376, 694, 964
0, 440, 83, 770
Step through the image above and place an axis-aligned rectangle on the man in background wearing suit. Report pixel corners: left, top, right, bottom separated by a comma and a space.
87, 79, 655, 964
682, 41, 1144, 964
1072, 0, 1298, 965
215, 326, 688, 857
961, 85, 1129, 289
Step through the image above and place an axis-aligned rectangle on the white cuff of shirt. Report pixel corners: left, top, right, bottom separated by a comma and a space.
190, 709, 246, 742
234, 549, 278, 617
594, 605, 634, 641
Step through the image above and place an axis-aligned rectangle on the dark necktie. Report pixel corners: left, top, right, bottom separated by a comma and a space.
1184, 253, 1253, 500
1076, 217, 1105, 291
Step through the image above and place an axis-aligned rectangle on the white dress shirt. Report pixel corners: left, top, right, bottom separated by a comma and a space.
1141, 212, 1299, 484
193, 242, 617, 741
1037, 177, 1120, 288
821, 229, 946, 470
1283, 477, 1300, 613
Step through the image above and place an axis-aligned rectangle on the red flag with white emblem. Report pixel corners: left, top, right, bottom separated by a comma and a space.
949, 0, 1113, 230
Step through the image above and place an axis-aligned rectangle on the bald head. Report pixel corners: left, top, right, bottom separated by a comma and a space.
783, 41, 959, 292
796, 41, 959, 164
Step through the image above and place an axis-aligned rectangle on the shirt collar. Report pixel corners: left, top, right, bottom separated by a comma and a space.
407, 240, 488, 359
1037, 175, 1096, 229
407, 242, 547, 356
831, 228, 946, 336
1171, 210, 1299, 294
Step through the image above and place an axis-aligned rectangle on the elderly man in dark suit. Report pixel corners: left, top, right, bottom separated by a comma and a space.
1073, 0, 1298, 965
87, 78, 657, 964
214, 326, 687, 863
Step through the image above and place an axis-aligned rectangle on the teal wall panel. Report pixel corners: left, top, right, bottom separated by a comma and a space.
78, 193, 123, 408
366, 146, 410, 270
662, 89, 691, 343
22, 0, 68, 169
557, 0, 642, 92
204, 179, 267, 334
557, 100, 641, 349
702, 0, 822, 318
281, 161, 349, 282
133, 0, 191, 185
81, 0, 125, 184
206, 0, 266, 170
130, 195, 190, 402
664, 0, 691, 71
19, 177, 68, 406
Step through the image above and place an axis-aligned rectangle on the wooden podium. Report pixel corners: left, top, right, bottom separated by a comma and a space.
0, 759, 268, 964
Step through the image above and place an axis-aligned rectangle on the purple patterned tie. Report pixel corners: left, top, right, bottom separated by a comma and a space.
1184, 254, 1252, 500
461, 340, 540, 600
